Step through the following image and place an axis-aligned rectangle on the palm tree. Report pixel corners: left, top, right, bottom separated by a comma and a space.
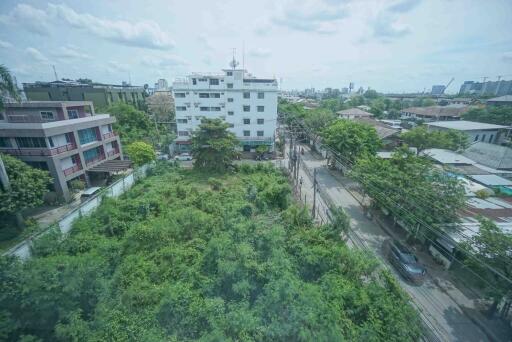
0, 64, 20, 110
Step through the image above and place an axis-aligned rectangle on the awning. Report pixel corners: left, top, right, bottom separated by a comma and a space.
87, 160, 132, 173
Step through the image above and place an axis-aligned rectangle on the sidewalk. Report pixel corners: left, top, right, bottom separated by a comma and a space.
293, 142, 510, 342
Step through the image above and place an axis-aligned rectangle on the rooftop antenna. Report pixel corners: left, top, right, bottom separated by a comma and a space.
52, 65, 59, 81
229, 48, 239, 69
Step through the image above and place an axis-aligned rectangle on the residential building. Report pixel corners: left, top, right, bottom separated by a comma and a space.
23, 79, 146, 110
426, 120, 510, 144
171, 64, 278, 153
0, 101, 125, 202
400, 105, 471, 121
353, 117, 400, 147
336, 107, 373, 120
486, 95, 512, 106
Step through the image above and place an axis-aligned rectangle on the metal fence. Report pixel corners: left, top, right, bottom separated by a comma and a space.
4, 163, 153, 260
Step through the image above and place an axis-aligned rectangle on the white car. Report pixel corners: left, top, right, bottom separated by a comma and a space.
175, 153, 193, 161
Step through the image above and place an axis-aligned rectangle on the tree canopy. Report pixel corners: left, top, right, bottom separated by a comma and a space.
351, 149, 466, 240
0, 154, 51, 215
400, 126, 469, 152
105, 103, 155, 145
462, 106, 512, 126
0, 164, 422, 341
321, 119, 381, 165
191, 118, 239, 172
0, 65, 19, 110
125, 141, 156, 166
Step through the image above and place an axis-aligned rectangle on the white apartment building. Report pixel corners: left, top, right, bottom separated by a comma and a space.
172, 66, 278, 153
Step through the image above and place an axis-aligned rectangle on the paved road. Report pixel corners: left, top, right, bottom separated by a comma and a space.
283, 143, 492, 342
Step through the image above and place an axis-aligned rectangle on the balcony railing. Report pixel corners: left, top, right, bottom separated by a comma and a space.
62, 164, 82, 176
238, 136, 273, 142
85, 154, 106, 166
0, 143, 76, 157
102, 131, 117, 140
106, 148, 120, 157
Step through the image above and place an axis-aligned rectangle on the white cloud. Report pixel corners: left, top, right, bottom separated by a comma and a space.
369, 0, 422, 41
26, 47, 49, 63
0, 3, 50, 35
141, 55, 188, 69
266, 0, 350, 34
502, 52, 512, 63
53, 45, 91, 60
0, 40, 12, 48
248, 48, 271, 58
1, 3, 174, 50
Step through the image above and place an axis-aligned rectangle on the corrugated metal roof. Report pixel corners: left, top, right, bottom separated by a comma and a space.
422, 149, 474, 164
426, 120, 510, 131
469, 174, 512, 186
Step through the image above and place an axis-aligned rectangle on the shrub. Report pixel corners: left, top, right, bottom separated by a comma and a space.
207, 178, 222, 191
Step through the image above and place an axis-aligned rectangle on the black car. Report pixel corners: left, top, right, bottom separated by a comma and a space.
387, 239, 426, 284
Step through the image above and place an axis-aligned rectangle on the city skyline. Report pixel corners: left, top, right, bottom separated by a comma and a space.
0, 0, 511, 93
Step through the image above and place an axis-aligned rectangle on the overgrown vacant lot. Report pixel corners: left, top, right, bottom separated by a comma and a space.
0, 163, 421, 341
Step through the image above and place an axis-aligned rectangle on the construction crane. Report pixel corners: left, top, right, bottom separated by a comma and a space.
443, 77, 454, 93
52, 65, 59, 81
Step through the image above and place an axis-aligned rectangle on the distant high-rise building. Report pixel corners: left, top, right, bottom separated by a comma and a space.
459, 79, 512, 96
431, 85, 446, 95
154, 78, 169, 91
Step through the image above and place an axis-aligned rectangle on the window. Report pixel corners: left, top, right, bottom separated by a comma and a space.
227, 98, 234, 102
177, 119, 188, 124
192, 78, 197, 85
175, 93, 186, 98
227, 83, 233, 89
474, 135, 479, 141
0, 137, 12, 147
178, 131, 190, 136
67, 109, 79, 119
15, 137, 47, 148
198, 78, 207, 82
257, 106, 264, 112
489, 134, 494, 143
257, 118, 264, 124
226, 71, 233, 76
40, 111, 55, 121
200, 107, 210, 111
258, 92, 264, 99
243, 105, 250, 112
228, 123, 234, 128
78, 128, 98, 145
211, 107, 221, 111
83, 147, 101, 162
199, 93, 210, 98
211, 93, 221, 98
176, 106, 187, 111
243, 130, 250, 137
257, 131, 264, 137
48, 137, 54, 147
0, 112, 4, 120
481, 134, 486, 142
195, 116, 202, 120
243, 92, 250, 99
244, 118, 251, 124
228, 111, 234, 116
209, 78, 219, 85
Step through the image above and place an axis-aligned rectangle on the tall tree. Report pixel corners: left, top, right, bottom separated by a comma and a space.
126, 141, 156, 166
0, 64, 20, 110
400, 126, 468, 152
303, 109, 336, 145
321, 119, 381, 165
0, 154, 51, 226
462, 217, 512, 317
462, 106, 512, 126
191, 118, 238, 172
105, 103, 155, 145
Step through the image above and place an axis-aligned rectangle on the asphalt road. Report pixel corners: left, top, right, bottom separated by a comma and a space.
283, 142, 491, 342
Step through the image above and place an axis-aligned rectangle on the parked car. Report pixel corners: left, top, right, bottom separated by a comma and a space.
156, 152, 169, 160
386, 239, 426, 284
175, 153, 193, 161
80, 187, 102, 203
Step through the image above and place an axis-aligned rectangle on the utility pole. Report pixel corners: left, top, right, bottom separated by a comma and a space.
312, 168, 317, 218
0, 156, 10, 192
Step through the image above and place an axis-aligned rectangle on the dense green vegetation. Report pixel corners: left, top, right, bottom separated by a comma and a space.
351, 149, 466, 241
462, 106, 512, 126
0, 64, 19, 110
0, 163, 422, 341
400, 126, 469, 152
125, 141, 156, 166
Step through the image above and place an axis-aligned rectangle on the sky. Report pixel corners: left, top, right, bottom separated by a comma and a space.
0, 0, 511, 93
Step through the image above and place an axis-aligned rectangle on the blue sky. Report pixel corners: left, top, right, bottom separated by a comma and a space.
0, 0, 511, 93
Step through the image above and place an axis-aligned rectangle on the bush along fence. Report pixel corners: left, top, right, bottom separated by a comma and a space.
3, 163, 154, 260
